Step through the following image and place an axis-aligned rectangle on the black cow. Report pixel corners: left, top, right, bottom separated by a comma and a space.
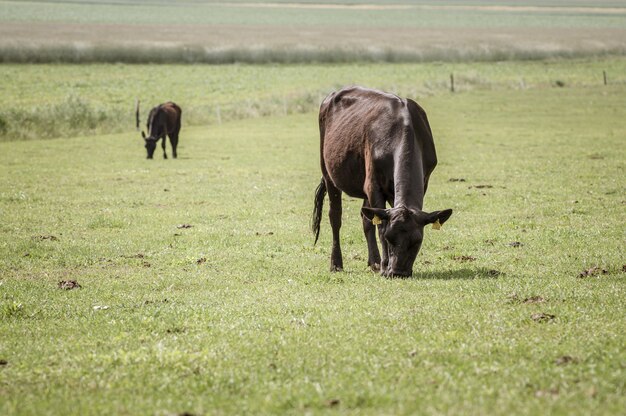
136, 100, 182, 159
312, 86, 452, 277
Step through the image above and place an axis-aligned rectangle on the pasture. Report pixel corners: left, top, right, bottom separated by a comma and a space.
1, 0, 626, 64
1, 64, 624, 414
2, 57, 626, 141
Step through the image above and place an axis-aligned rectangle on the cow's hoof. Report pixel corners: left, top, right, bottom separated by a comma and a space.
382, 270, 411, 279
330, 265, 343, 272
369, 263, 381, 272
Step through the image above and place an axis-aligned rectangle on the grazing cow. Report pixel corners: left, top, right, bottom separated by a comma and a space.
312, 86, 452, 277
135, 100, 182, 159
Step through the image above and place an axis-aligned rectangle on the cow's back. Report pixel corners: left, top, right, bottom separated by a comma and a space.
321, 87, 405, 142
319, 87, 409, 198
161, 102, 182, 125
147, 102, 181, 136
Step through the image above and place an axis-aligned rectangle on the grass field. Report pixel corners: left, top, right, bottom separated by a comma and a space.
1, 1, 625, 413
1, 0, 625, 64
1, 57, 625, 141
1, 74, 624, 414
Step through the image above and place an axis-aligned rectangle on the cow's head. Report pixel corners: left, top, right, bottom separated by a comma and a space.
141, 131, 157, 159
362, 206, 452, 277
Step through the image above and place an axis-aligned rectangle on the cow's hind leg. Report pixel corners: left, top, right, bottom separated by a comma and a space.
327, 181, 343, 272
362, 200, 381, 272
161, 135, 168, 159
168, 134, 178, 159
170, 121, 181, 159
379, 195, 396, 276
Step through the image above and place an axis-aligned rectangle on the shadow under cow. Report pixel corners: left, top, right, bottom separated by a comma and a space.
409, 268, 504, 280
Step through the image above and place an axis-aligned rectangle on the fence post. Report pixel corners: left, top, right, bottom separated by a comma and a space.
450, 73, 455, 93
603, 70, 607, 86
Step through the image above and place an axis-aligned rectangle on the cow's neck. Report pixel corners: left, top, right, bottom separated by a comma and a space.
393, 136, 424, 210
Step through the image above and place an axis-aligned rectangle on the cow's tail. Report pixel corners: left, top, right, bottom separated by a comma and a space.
311, 178, 326, 245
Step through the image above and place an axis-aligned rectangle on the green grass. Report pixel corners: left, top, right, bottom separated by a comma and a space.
1, 79, 624, 414
1, 57, 625, 141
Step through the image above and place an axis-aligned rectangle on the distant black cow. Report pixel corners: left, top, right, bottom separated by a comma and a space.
312, 86, 452, 277
135, 101, 182, 159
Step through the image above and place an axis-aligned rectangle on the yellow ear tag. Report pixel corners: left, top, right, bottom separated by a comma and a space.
432, 219, 442, 230
373, 215, 382, 225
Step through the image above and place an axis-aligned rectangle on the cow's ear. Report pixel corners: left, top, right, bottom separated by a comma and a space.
141, 131, 146, 139
362, 207, 390, 223
417, 209, 453, 226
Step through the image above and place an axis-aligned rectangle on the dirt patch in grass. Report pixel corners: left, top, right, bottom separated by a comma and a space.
579, 266, 608, 278
453, 255, 476, 262
177, 224, 193, 229
523, 296, 545, 304
508, 241, 523, 247
507, 293, 545, 304
531, 312, 556, 323
58, 280, 81, 290
34, 235, 58, 241
120, 253, 145, 259
326, 399, 341, 408
555, 355, 577, 366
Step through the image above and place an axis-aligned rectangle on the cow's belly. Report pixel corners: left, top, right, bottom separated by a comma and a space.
323, 138, 367, 199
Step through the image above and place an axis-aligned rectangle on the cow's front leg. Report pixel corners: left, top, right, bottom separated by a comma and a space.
368, 192, 390, 276
378, 222, 390, 275
362, 200, 381, 272
381, 196, 397, 277
327, 182, 343, 272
